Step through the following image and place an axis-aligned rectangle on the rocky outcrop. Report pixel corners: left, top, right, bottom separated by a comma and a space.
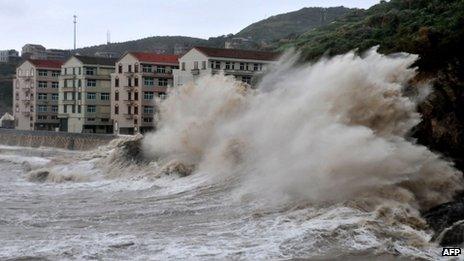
423, 195, 464, 246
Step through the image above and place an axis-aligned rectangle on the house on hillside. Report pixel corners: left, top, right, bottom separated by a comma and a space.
173, 47, 279, 87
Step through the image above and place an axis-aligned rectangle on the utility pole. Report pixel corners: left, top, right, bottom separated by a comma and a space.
73, 15, 77, 50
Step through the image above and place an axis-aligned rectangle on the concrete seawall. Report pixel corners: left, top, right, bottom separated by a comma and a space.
0, 129, 116, 150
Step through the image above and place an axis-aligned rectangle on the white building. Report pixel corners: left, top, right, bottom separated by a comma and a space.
173, 47, 279, 87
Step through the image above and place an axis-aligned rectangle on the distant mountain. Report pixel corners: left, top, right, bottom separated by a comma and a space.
76, 36, 213, 57
76, 6, 353, 56
235, 6, 353, 43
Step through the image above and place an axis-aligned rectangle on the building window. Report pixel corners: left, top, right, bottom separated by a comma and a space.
87, 79, 96, 87
72, 105, 75, 113
142, 64, 152, 73
127, 91, 132, 100
51, 116, 57, 120
38, 115, 47, 120
181, 62, 185, 71
115, 92, 119, 101
38, 93, 47, 100
78, 92, 82, 100
87, 105, 96, 113
157, 66, 166, 73
51, 94, 58, 100
128, 65, 132, 73
115, 78, 119, 87
72, 68, 76, 75
202, 61, 206, 70
101, 93, 110, 100
128, 77, 132, 87
38, 105, 47, 112
51, 105, 58, 113
240, 63, 245, 70
159, 93, 166, 99
78, 67, 81, 75
85, 67, 96, 75
127, 106, 132, 115
63, 105, 67, 113
38, 70, 47, 76
15, 93, 19, 100
158, 78, 168, 86
143, 92, 154, 100
193, 62, 198, 70
143, 117, 153, 123
134, 64, 139, 73
134, 92, 138, 101
87, 93, 96, 100
134, 77, 138, 87
242, 75, 252, 84
144, 77, 154, 86
143, 106, 154, 114
118, 64, 122, 73
225, 62, 231, 70
253, 63, 259, 71
78, 105, 81, 113
134, 106, 138, 115
38, 81, 47, 88
51, 82, 59, 88
78, 79, 82, 87
52, 71, 60, 77
114, 106, 119, 115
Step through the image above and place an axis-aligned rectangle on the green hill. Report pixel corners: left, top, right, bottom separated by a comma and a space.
76, 36, 213, 56
280, 0, 464, 169
236, 6, 353, 43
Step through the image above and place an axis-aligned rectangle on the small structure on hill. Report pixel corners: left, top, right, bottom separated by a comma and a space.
0, 112, 14, 128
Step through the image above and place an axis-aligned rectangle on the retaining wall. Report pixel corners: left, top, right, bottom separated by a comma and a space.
0, 128, 116, 150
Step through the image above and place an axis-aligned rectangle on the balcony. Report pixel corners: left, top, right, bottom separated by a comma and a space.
85, 74, 110, 80
124, 113, 135, 119
61, 74, 77, 79
61, 87, 76, 92
123, 99, 138, 106
62, 100, 75, 105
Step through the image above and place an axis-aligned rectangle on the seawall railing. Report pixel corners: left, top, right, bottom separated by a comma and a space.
0, 128, 116, 150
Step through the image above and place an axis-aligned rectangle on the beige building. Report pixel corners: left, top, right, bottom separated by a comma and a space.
58, 55, 117, 133
173, 47, 279, 87
13, 59, 63, 130
111, 52, 179, 134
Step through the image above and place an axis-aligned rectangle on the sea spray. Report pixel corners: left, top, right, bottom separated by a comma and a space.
142, 47, 463, 210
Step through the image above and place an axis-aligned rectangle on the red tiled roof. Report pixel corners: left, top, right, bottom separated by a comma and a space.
28, 59, 63, 69
192, 46, 280, 61
130, 52, 179, 64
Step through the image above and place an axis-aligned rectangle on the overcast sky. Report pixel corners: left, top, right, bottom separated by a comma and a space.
0, 0, 380, 51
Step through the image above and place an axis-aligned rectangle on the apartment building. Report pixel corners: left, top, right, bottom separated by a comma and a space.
13, 59, 63, 131
21, 44, 70, 61
111, 52, 179, 134
173, 47, 279, 87
58, 55, 117, 133
0, 49, 20, 63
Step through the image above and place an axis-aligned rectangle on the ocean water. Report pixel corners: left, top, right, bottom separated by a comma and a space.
0, 144, 443, 260
0, 48, 460, 260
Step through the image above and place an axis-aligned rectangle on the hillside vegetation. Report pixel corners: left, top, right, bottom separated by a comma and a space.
281, 0, 464, 169
76, 36, 211, 56
236, 6, 352, 43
